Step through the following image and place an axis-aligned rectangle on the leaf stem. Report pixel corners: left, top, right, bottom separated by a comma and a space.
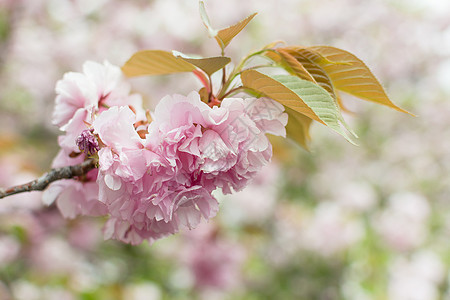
218, 48, 276, 99
219, 86, 245, 99
208, 74, 213, 101
220, 86, 264, 99
222, 65, 226, 86
193, 70, 210, 92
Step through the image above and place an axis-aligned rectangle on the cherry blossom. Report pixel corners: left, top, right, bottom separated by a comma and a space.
90, 91, 286, 244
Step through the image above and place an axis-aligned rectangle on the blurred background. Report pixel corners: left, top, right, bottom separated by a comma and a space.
0, 0, 450, 299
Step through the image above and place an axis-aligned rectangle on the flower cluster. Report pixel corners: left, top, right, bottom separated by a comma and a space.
44, 61, 288, 244
44, 61, 145, 220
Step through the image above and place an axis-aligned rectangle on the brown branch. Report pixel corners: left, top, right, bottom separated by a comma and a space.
0, 159, 97, 199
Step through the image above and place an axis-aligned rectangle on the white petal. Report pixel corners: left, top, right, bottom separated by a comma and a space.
104, 174, 122, 191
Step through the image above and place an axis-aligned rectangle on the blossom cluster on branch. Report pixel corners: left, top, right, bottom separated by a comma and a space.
44, 61, 287, 245
1, 2, 407, 246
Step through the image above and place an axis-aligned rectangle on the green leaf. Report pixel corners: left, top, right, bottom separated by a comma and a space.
121, 50, 196, 77
178, 55, 231, 76
199, 1, 256, 51
262, 40, 286, 49
199, 1, 218, 38
307, 46, 412, 114
241, 70, 356, 144
264, 50, 316, 83
216, 13, 257, 50
282, 48, 338, 101
287, 46, 348, 65
285, 107, 313, 150
241, 70, 320, 123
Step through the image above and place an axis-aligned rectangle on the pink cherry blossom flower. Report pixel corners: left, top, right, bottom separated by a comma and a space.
91, 91, 288, 245
103, 185, 219, 245
46, 61, 143, 221
146, 92, 287, 194
52, 60, 145, 165
52, 60, 143, 130
180, 222, 246, 291
49, 75, 287, 245
93, 92, 284, 245
42, 170, 107, 219
93, 105, 219, 244
199, 97, 287, 194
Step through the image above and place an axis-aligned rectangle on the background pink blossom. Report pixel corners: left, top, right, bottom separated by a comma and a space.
0, 0, 449, 299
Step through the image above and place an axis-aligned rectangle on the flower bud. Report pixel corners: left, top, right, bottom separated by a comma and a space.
76, 130, 99, 156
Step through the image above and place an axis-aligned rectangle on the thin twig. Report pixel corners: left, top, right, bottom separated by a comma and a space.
217, 49, 275, 99
221, 66, 226, 86
0, 159, 97, 199
219, 86, 246, 99
208, 73, 213, 102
